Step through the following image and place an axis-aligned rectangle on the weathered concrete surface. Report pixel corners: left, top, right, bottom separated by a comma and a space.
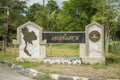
0, 64, 34, 80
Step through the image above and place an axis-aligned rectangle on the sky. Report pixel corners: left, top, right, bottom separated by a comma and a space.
26, 0, 68, 7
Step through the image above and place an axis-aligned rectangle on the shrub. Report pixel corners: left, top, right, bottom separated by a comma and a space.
105, 55, 120, 64
109, 41, 120, 54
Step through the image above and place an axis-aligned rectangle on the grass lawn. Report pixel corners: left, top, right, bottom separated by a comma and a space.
46, 44, 79, 57
0, 44, 120, 79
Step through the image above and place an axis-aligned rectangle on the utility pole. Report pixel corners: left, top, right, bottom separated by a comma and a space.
43, 0, 45, 7
42, 0, 45, 11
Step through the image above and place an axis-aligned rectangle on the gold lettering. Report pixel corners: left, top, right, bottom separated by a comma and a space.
51, 34, 80, 42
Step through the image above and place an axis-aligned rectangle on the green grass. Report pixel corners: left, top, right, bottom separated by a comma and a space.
15, 61, 44, 68
50, 44, 79, 49
0, 50, 17, 62
46, 44, 79, 57
0, 47, 45, 68
0, 44, 120, 66
0, 44, 120, 79
38, 69, 61, 74
89, 64, 107, 69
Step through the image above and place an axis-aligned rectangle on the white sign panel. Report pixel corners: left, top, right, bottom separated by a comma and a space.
19, 24, 40, 58
86, 22, 104, 58
88, 25, 102, 57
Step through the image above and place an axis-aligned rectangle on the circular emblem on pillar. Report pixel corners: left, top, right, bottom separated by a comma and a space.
89, 30, 100, 42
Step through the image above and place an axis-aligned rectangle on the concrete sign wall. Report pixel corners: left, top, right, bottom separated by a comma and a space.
83, 22, 105, 64
15, 21, 105, 64
19, 25, 40, 58
16, 22, 46, 62
86, 23, 104, 57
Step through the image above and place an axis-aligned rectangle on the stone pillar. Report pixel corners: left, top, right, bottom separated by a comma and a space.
16, 22, 46, 62
79, 43, 86, 57
40, 42, 46, 60
81, 22, 105, 64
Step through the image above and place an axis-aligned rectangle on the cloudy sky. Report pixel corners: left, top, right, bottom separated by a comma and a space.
26, 0, 68, 7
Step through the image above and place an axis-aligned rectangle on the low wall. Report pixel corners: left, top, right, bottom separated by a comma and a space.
44, 57, 82, 65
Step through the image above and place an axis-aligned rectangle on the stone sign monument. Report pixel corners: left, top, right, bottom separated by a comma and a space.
81, 22, 105, 64
14, 21, 105, 64
16, 22, 46, 62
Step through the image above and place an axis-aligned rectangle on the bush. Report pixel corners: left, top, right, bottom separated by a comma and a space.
107, 41, 120, 64
105, 55, 120, 64
109, 41, 120, 54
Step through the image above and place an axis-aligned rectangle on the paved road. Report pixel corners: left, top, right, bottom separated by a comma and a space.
0, 64, 35, 80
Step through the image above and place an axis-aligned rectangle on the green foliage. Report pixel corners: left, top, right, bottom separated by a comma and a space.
9, 0, 28, 25
106, 55, 120, 64
91, 0, 120, 52
106, 41, 120, 64
46, 0, 60, 13
60, 0, 97, 31
0, 0, 28, 43
109, 41, 120, 54
29, 0, 60, 31
34, 0, 98, 31
8, 1, 28, 42
35, 10, 60, 31
0, 0, 120, 51
27, 3, 42, 22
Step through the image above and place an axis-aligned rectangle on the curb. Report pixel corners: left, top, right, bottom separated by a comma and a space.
0, 61, 119, 80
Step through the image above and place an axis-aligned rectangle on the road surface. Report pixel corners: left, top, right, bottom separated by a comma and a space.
0, 63, 35, 80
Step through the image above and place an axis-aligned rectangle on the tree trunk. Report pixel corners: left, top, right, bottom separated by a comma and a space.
4, 21, 8, 48
3, 0, 9, 48
104, 29, 110, 53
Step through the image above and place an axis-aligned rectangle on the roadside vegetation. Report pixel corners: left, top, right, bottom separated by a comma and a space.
0, 43, 120, 79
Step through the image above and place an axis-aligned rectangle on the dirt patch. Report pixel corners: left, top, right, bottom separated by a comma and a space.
32, 64, 120, 79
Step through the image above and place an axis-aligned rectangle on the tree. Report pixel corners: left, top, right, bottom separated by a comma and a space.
91, 0, 120, 53
0, 0, 28, 47
0, 0, 11, 47
27, 3, 43, 22
35, 10, 60, 31
60, 0, 97, 31
9, 0, 28, 43
34, 0, 60, 31
46, 0, 60, 13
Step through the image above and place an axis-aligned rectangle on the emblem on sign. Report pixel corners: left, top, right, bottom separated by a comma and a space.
89, 30, 100, 42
